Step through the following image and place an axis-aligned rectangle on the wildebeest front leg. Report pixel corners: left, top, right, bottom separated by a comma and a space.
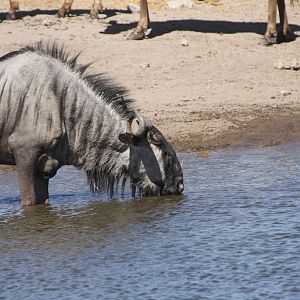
7, 0, 19, 20
57, 0, 74, 18
277, 0, 295, 42
128, 0, 151, 40
13, 148, 49, 206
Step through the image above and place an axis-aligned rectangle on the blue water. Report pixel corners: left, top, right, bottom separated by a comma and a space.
1, 143, 300, 299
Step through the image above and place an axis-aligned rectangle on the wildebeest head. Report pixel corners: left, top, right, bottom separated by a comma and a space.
119, 115, 184, 196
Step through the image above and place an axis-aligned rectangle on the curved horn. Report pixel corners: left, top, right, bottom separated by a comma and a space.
131, 114, 147, 137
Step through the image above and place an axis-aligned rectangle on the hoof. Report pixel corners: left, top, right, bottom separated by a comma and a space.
262, 30, 296, 46
127, 31, 145, 40
261, 32, 277, 46
6, 13, 17, 21
127, 28, 152, 40
128, 27, 152, 40
89, 14, 99, 20
56, 8, 70, 18
56, 12, 65, 18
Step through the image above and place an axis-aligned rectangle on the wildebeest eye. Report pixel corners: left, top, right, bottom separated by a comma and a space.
162, 150, 168, 157
147, 131, 162, 146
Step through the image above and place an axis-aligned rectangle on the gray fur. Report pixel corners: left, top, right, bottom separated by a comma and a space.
0, 42, 183, 204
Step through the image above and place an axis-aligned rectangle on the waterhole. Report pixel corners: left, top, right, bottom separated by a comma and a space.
1, 143, 300, 299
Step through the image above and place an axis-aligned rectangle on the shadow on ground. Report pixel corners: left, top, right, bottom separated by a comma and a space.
103, 18, 300, 39
0, 8, 299, 41
0, 8, 129, 21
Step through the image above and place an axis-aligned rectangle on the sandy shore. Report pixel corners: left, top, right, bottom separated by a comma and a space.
0, 0, 300, 153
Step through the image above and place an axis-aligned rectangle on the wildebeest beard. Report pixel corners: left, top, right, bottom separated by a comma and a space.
84, 140, 165, 198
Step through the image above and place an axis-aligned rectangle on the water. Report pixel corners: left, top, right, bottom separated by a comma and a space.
1, 143, 300, 300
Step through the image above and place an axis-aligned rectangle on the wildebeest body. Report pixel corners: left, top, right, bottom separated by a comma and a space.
1, 53, 65, 162
0, 42, 184, 205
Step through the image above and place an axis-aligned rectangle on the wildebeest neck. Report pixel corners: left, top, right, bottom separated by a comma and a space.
58, 67, 133, 182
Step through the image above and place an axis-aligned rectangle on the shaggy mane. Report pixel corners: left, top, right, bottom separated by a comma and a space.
0, 41, 136, 120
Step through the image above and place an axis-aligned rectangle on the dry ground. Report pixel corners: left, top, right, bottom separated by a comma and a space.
0, 0, 300, 152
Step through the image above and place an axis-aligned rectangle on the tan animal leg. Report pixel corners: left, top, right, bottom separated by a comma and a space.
90, 0, 103, 19
7, 0, 19, 20
264, 0, 295, 45
277, 0, 295, 42
128, 0, 150, 40
264, 0, 278, 45
57, 0, 74, 18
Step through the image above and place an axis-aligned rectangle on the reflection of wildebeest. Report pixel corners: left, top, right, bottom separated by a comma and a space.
6, 0, 297, 43
0, 42, 184, 206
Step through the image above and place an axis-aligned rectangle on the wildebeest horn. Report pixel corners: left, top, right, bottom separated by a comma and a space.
131, 114, 147, 137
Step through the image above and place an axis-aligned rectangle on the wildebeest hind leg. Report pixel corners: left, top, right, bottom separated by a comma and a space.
13, 148, 49, 206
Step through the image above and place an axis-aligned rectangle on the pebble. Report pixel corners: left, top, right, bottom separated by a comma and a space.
181, 39, 189, 47
273, 60, 285, 70
274, 59, 300, 70
291, 59, 299, 70
197, 152, 209, 158
139, 62, 150, 69
127, 3, 140, 13
42, 19, 56, 26
167, 0, 195, 9
280, 90, 292, 96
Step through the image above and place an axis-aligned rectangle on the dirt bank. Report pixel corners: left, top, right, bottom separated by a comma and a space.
0, 0, 300, 153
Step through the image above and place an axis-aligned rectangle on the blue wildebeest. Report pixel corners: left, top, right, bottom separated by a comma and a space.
0, 42, 184, 206
6, 0, 297, 43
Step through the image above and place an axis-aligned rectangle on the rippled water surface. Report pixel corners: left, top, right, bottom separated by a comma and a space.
1, 143, 300, 299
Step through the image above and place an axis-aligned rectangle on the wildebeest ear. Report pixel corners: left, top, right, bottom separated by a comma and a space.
118, 133, 133, 145
37, 154, 48, 171
147, 131, 162, 146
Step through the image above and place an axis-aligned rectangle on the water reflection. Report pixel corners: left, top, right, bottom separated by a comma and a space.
1, 194, 184, 252
1, 145, 300, 299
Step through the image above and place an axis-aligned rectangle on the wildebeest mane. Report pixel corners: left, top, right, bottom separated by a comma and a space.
0, 42, 141, 197
0, 41, 136, 120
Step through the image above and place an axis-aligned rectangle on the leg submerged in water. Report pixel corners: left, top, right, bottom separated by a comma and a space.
13, 148, 50, 206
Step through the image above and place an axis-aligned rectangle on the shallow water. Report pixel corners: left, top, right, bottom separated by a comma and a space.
1, 143, 300, 299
